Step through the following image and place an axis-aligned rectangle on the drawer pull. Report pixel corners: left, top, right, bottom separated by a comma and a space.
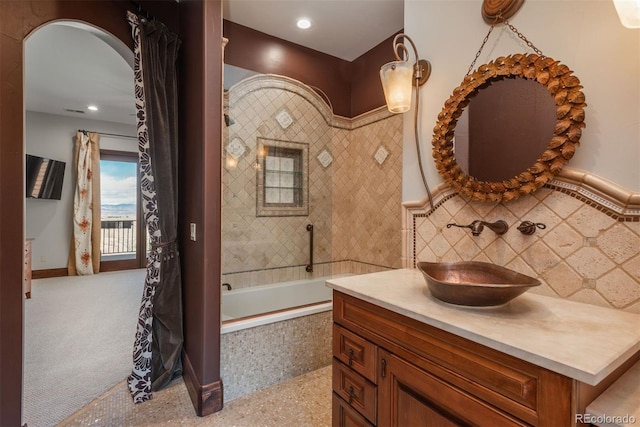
348, 386, 355, 404
381, 358, 387, 378
348, 348, 354, 367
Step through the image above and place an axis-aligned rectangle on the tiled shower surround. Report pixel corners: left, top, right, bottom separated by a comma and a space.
404, 179, 640, 312
222, 75, 402, 288
220, 75, 402, 402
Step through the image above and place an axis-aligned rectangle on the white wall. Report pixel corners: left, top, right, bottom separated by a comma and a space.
25, 111, 136, 270
403, 0, 640, 202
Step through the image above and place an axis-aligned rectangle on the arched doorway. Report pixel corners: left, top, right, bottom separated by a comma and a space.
0, 3, 134, 425
22, 19, 144, 426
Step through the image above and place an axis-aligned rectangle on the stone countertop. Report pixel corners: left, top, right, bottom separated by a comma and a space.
326, 268, 640, 386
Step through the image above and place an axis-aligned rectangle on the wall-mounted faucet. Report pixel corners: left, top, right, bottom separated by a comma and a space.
446, 220, 509, 236
222, 283, 232, 291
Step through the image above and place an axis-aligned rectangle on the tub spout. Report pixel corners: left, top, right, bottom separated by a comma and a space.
222, 283, 232, 291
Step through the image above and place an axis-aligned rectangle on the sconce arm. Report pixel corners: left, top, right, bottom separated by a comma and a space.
392, 33, 431, 87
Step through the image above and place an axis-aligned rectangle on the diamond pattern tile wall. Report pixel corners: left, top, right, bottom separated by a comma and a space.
411, 190, 640, 312
332, 116, 403, 269
223, 76, 402, 287
223, 79, 333, 277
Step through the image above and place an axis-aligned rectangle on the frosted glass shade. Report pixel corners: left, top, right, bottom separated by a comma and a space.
614, 0, 640, 28
380, 61, 413, 114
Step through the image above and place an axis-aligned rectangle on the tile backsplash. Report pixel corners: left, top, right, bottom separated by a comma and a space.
405, 181, 640, 312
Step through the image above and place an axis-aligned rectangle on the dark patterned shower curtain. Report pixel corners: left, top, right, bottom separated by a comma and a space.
126, 11, 183, 404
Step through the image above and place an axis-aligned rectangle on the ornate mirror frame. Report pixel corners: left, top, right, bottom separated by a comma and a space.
432, 53, 586, 202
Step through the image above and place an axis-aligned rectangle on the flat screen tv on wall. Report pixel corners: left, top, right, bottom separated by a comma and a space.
26, 154, 66, 200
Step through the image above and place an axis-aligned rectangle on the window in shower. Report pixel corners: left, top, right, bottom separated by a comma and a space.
256, 138, 308, 217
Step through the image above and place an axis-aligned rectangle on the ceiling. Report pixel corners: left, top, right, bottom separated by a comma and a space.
25, 22, 136, 126
25, 1, 404, 125
223, 0, 403, 61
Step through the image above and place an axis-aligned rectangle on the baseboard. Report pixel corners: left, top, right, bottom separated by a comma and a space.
183, 352, 224, 416
32, 268, 67, 279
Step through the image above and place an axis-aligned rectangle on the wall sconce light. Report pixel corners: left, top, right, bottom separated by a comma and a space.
379, 34, 431, 113
380, 33, 434, 209
613, 0, 640, 28
225, 155, 238, 170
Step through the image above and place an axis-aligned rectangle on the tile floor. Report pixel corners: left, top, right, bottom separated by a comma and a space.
58, 365, 332, 426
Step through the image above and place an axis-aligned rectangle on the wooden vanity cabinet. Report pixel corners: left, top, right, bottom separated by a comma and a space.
332, 291, 576, 426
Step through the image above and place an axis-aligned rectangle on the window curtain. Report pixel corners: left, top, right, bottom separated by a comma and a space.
126, 11, 183, 404
68, 131, 101, 275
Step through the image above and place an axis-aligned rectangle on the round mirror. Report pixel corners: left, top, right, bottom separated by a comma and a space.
432, 53, 587, 202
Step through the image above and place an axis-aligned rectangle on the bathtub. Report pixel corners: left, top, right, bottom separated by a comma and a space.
219, 274, 349, 401
220, 276, 340, 334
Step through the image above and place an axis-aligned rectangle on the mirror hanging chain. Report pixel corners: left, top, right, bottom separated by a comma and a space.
467, 15, 545, 75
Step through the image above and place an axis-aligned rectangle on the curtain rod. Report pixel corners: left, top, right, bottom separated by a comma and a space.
128, 0, 156, 22
78, 129, 137, 139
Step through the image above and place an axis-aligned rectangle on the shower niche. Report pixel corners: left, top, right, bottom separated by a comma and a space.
256, 138, 309, 217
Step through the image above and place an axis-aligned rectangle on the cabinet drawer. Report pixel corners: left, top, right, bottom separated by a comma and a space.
332, 393, 374, 427
333, 324, 376, 383
332, 359, 376, 425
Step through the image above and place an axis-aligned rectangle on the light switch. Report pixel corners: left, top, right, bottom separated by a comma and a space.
190, 223, 196, 241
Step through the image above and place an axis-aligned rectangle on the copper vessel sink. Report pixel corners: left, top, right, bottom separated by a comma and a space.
417, 261, 541, 307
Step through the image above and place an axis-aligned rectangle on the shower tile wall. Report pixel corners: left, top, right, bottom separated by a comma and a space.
332, 112, 403, 269
407, 187, 640, 312
223, 76, 334, 284
223, 76, 403, 288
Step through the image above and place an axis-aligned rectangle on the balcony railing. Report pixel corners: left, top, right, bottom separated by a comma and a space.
101, 219, 136, 255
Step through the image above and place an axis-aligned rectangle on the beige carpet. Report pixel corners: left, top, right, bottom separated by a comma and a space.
24, 269, 145, 427
59, 365, 332, 426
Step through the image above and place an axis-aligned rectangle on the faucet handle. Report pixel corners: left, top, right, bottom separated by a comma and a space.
517, 221, 546, 235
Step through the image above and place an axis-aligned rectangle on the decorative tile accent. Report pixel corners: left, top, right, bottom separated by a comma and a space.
546, 180, 640, 220
406, 186, 640, 312
317, 149, 333, 168
226, 137, 246, 160
374, 145, 389, 165
275, 109, 293, 129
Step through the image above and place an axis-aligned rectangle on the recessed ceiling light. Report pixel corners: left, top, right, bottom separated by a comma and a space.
297, 18, 311, 30
87, 105, 98, 111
